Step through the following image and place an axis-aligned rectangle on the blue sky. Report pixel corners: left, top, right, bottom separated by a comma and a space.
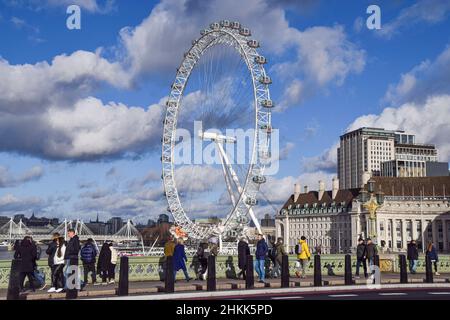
0, 0, 450, 224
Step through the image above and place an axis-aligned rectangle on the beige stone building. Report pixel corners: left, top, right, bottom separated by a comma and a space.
276, 176, 450, 254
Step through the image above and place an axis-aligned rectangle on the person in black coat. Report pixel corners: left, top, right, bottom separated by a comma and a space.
355, 238, 368, 278
407, 240, 419, 274
14, 236, 37, 292
237, 237, 250, 280
64, 229, 80, 291
97, 242, 112, 284
46, 233, 60, 286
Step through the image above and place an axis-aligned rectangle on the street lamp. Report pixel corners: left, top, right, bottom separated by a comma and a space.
362, 178, 384, 245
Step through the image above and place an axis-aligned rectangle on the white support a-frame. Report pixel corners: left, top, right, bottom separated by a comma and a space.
206, 135, 263, 235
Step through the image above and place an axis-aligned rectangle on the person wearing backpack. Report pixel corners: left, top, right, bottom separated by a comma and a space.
80, 238, 97, 286
295, 236, 311, 278
14, 236, 37, 293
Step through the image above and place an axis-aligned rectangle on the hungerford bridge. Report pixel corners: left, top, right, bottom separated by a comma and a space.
0, 218, 142, 243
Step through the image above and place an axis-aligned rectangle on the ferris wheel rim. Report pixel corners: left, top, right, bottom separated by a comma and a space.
161, 21, 273, 240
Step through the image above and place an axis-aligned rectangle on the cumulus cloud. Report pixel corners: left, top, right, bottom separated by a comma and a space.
279, 142, 295, 160
378, 0, 450, 39
0, 194, 46, 214
384, 45, 450, 106
0, 96, 165, 160
0, 165, 44, 188
301, 141, 339, 174
347, 94, 450, 162
274, 25, 366, 110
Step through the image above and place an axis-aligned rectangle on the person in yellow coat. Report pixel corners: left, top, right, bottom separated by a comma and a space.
295, 236, 311, 278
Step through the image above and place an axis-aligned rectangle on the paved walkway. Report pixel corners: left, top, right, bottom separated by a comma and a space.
1, 273, 449, 300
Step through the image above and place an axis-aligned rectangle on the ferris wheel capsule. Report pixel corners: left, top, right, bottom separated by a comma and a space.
220, 20, 231, 27
261, 99, 274, 108
259, 76, 272, 85
247, 40, 259, 48
210, 22, 220, 30
200, 29, 208, 35
245, 197, 258, 206
239, 28, 251, 36
252, 175, 267, 184
255, 56, 266, 64
231, 21, 241, 29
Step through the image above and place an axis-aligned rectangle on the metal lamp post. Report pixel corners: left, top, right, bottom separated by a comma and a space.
362, 179, 384, 245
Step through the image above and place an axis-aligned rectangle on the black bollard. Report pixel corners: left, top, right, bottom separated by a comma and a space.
281, 255, 289, 288
7, 258, 21, 300
117, 256, 129, 296
425, 255, 433, 283
245, 255, 254, 289
344, 254, 352, 285
313, 255, 322, 287
165, 256, 175, 293
65, 261, 79, 300
371, 255, 381, 285
207, 255, 216, 291
399, 254, 408, 284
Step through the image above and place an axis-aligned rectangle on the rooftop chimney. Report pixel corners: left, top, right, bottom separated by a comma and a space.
332, 177, 339, 200
294, 183, 301, 202
304, 185, 309, 194
362, 171, 371, 188
318, 180, 325, 200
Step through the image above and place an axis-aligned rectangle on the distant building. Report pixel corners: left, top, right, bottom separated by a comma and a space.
147, 219, 156, 228
157, 214, 170, 224
86, 214, 108, 235
107, 217, 124, 234
0, 216, 10, 227
337, 127, 447, 189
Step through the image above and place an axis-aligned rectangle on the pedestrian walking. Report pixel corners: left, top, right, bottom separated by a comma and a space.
426, 242, 440, 276
407, 240, 419, 274
237, 237, 250, 280
355, 238, 368, 279
271, 237, 286, 278
254, 233, 268, 283
97, 242, 111, 285
46, 233, 60, 289
64, 228, 80, 290
173, 238, 192, 282
80, 238, 97, 286
48, 237, 66, 293
295, 236, 311, 279
108, 242, 118, 284
366, 238, 378, 274
14, 236, 37, 293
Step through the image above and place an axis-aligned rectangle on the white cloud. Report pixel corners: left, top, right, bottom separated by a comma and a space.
273, 25, 366, 109
279, 142, 295, 160
384, 45, 450, 106
347, 94, 450, 162
0, 165, 44, 188
0, 194, 46, 214
378, 0, 450, 39
301, 141, 339, 174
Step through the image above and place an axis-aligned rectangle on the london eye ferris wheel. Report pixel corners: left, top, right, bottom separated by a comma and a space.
161, 20, 274, 242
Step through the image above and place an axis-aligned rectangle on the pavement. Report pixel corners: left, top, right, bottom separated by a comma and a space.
1, 272, 449, 300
